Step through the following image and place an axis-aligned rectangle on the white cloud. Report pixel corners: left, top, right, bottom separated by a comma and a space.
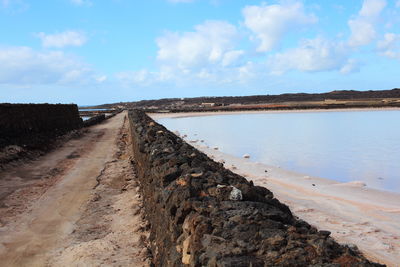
0, 46, 98, 85
348, 0, 387, 47
145, 20, 255, 87
359, 0, 386, 17
156, 20, 241, 70
1, 0, 9, 6
242, 2, 317, 52
70, 0, 92, 6
348, 19, 376, 46
36, 31, 87, 48
116, 70, 156, 86
340, 59, 360, 74
116, 63, 258, 89
377, 33, 400, 59
1, 0, 28, 12
221, 50, 244, 67
95, 75, 107, 83
268, 37, 356, 75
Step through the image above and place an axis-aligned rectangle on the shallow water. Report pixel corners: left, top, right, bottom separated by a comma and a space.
158, 110, 400, 193
81, 116, 91, 121
79, 108, 108, 111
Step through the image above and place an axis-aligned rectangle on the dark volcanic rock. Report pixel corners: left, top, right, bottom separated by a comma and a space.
128, 110, 384, 267
83, 114, 106, 127
0, 103, 82, 150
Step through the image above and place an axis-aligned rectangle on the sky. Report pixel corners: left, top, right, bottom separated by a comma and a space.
1, 0, 400, 105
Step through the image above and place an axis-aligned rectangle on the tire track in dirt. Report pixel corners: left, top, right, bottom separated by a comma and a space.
49, 116, 151, 266
0, 112, 150, 266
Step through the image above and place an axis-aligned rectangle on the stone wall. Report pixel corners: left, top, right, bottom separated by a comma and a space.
128, 110, 383, 267
82, 110, 123, 127
0, 104, 82, 149
83, 114, 106, 127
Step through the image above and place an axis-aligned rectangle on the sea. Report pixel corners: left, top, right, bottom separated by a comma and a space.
157, 110, 400, 193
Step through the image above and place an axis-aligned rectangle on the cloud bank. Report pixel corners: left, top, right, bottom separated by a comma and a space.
270, 37, 361, 75
0, 46, 103, 85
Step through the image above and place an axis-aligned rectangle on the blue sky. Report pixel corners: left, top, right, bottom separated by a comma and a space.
1, 0, 400, 105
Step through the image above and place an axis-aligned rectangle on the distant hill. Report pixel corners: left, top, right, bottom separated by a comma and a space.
93, 88, 400, 110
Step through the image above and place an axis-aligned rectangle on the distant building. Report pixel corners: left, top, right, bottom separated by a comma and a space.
382, 99, 400, 103
201, 103, 216, 107
324, 99, 339, 104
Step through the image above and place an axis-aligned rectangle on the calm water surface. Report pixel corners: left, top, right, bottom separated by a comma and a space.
158, 110, 400, 193
81, 116, 91, 121
79, 108, 108, 112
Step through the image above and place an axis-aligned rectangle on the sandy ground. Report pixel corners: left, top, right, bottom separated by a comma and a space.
0, 112, 151, 266
151, 111, 400, 267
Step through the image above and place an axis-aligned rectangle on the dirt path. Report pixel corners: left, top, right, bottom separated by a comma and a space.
0, 112, 150, 266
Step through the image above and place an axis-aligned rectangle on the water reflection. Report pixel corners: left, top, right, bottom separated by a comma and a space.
81, 116, 91, 121
158, 110, 400, 193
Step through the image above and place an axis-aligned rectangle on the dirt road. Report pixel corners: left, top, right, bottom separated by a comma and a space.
0, 112, 150, 266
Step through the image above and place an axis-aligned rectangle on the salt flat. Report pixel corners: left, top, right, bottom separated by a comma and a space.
151, 111, 400, 267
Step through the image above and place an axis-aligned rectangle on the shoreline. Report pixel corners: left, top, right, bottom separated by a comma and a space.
193, 145, 400, 266
149, 106, 400, 119
150, 111, 400, 266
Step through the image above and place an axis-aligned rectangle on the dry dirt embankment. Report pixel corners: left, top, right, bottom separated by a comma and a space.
0, 112, 151, 266
128, 110, 383, 266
